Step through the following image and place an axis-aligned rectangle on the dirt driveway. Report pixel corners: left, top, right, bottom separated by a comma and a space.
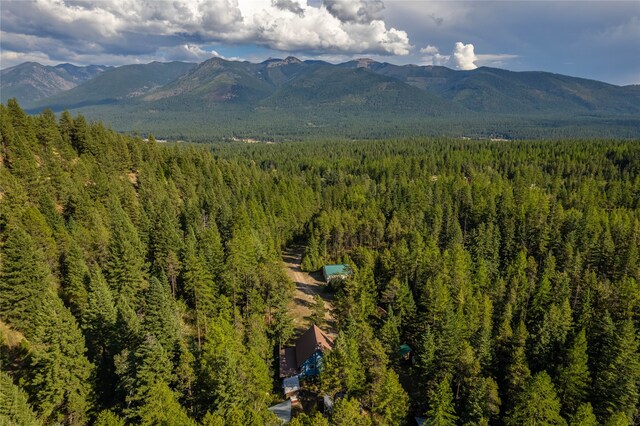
282, 246, 336, 338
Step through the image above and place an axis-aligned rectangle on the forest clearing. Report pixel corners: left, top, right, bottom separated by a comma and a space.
282, 246, 337, 339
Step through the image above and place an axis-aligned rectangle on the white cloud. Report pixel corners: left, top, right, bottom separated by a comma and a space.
0, 0, 411, 67
419, 44, 450, 67
420, 42, 512, 70
324, 0, 385, 24
452, 42, 477, 70
420, 45, 439, 55
475, 53, 519, 68
158, 45, 220, 62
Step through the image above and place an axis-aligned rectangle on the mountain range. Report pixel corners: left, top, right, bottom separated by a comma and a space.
2, 57, 639, 140
0, 62, 112, 104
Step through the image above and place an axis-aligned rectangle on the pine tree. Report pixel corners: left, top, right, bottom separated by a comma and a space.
143, 276, 180, 355
332, 397, 371, 426
93, 410, 125, 426
425, 374, 458, 426
0, 227, 51, 334
0, 372, 41, 426
106, 202, 146, 301
182, 230, 215, 347
569, 403, 598, 426
505, 371, 566, 426
61, 242, 90, 318
594, 319, 640, 422
321, 330, 365, 397
82, 267, 117, 358
370, 367, 408, 426
25, 298, 94, 425
557, 329, 590, 416
122, 334, 173, 421
311, 294, 327, 327
135, 380, 197, 426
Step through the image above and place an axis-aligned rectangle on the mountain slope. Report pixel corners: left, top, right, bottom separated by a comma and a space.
16, 57, 640, 140
1, 62, 111, 106
343, 59, 640, 114
263, 64, 464, 115
33, 61, 197, 109
145, 57, 272, 104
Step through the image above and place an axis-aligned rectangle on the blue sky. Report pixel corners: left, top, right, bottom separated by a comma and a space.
1, 1, 638, 85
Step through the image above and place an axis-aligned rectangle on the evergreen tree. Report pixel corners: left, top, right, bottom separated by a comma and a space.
569, 403, 598, 426
311, 294, 327, 327
143, 276, 180, 355
0, 372, 41, 426
93, 410, 126, 426
425, 374, 458, 426
0, 227, 51, 334
593, 319, 640, 422
332, 397, 371, 426
106, 202, 146, 301
604, 412, 630, 426
557, 329, 591, 416
182, 230, 215, 346
370, 367, 408, 426
505, 372, 566, 426
25, 298, 94, 425
135, 380, 197, 426
61, 242, 90, 318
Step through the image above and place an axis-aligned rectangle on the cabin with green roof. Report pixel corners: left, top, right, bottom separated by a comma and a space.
322, 264, 352, 283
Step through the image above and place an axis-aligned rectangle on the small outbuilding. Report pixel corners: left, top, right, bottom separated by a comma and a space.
322, 264, 352, 283
268, 400, 292, 424
283, 375, 300, 397
399, 344, 412, 359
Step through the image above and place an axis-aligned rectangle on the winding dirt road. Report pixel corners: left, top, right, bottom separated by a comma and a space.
282, 246, 336, 338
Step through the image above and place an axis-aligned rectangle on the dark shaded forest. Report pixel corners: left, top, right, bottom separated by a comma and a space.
1, 100, 639, 425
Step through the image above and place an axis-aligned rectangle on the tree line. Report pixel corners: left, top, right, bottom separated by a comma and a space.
1, 100, 639, 425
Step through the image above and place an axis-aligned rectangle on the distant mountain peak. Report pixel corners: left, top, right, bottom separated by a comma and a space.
355, 58, 377, 68
265, 56, 302, 68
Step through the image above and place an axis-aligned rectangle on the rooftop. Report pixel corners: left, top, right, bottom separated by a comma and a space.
295, 324, 334, 367
322, 264, 352, 277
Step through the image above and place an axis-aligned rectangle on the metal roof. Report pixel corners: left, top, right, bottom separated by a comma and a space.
295, 324, 334, 367
322, 264, 352, 276
283, 376, 300, 395
268, 400, 291, 424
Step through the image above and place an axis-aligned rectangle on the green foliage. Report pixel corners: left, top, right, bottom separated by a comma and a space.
0, 227, 52, 334
311, 294, 327, 327
331, 397, 371, 426
425, 374, 458, 426
569, 403, 598, 426
2, 100, 640, 425
506, 372, 566, 426
370, 367, 408, 425
557, 329, 591, 416
93, 410, 125, 426
0, 372, 41, 426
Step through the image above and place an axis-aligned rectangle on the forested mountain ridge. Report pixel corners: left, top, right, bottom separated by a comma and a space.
5, 57, 638, 140
1, 99, 640, 425
0, 62, 112, 105
37, 62, 198, 110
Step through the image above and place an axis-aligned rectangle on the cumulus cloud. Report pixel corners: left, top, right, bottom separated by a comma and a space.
419, 45, 439, 55
452, 42, 477, 70
324, 0, 385, 24
272, 0, 304, 16
158, 45, 220, 62
420, 42, 483, 70
0, 0, 411, 67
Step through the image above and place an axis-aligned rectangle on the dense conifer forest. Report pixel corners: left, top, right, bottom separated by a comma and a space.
1, 99, 639, 425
